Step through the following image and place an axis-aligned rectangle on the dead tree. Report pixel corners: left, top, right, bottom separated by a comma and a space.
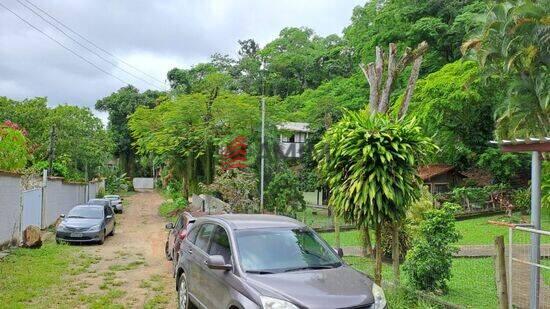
358, 41, 429, 284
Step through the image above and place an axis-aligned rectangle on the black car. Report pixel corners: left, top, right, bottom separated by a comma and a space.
56, 204, 116, 244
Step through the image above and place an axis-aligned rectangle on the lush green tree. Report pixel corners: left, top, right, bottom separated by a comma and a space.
406, 60, 502, 168
463, 0, 549, 138
345, 0, 485, 74
129, 91, 264, 196
315, 112, 435, 283
0, 97, 49, 151
0, 124, 29, 171
95, 85, 164, 176
45, 105, 111, 179
265, 169, 306, 216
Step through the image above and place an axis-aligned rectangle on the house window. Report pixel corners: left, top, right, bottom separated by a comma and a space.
434, 183, 449, 194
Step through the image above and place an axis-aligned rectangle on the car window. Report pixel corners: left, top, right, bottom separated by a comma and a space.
175, 216, 184, 229
208, 226, 232, 264
194, 224, 215, 252
187, 224, 199, 243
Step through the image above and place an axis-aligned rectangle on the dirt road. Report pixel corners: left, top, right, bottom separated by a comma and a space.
75, 191, 176, 308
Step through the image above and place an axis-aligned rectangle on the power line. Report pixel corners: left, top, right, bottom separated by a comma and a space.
15, 0, 166, 91
0, 1, 131, 86
22, 0, 167, 87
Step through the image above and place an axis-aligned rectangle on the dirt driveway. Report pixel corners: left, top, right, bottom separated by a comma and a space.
74, 191, 176, 308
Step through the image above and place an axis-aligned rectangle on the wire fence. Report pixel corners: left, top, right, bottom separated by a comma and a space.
508, 225, 550, 309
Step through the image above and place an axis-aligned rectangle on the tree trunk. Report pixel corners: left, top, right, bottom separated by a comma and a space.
205, 141, 213, 184
374, 224, 383, 285
392, 222, 400, 284
398, 55, 423, 119
361, 224, 372, 257
333, 215, 341, 249
184, 154, 193, 198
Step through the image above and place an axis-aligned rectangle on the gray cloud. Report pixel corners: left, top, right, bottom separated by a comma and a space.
0, 0, 364, 116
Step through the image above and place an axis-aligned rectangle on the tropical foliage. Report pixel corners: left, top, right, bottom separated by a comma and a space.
265, 169, 306, 216
463, 0, 549, 138
0, 124, 29, 171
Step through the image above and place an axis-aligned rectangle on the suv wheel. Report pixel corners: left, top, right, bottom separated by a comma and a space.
98, 231, 105, 245
178, 272, 190, 309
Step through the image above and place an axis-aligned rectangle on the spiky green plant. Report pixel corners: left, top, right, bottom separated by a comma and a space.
315, 111, 435, 283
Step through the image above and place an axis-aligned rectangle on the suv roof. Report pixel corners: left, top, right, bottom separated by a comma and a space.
205, 214, 305, 230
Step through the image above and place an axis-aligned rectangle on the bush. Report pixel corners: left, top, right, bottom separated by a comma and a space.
404, 203, 461, 293
104, 169, 130, 194
159, 197, 188, 219
380, 222, 411, 260
512, 188, 530, 214
265, 169, 306, 216
477, 148, 527, 184
202, 169, 258, 213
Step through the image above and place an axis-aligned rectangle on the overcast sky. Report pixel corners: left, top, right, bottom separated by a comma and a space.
0, 0, 364, 122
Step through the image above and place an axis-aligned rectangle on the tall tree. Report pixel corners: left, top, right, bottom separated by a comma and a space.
95, 85, 163, 176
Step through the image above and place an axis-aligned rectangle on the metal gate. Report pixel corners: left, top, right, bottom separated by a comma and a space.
21, 188, 42, 233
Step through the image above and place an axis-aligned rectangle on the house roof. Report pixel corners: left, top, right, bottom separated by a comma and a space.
490, 137, 550, 152
276, 122, 310, 132
418, 164, 463, 181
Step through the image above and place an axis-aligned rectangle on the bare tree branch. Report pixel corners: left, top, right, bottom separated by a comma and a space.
378, 43, 397, 113
360, 62, 378, 114
398, 55, 423, 120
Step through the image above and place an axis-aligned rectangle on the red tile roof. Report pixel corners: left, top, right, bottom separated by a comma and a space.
418, 164, 456, 181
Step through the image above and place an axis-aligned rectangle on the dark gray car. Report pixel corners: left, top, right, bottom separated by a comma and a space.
175, 214, 386, 309
56, 204, 116, 245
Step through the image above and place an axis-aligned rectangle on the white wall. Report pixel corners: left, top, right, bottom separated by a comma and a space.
0, 173, 22, 247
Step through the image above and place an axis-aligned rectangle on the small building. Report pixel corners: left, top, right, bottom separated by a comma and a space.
418, 164, 465, 194
276, 122, 310, 158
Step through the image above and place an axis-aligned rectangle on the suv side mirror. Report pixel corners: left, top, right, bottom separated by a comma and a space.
60, 214, 65, 218
205, 255, 232, 271
165, 222, 174, 229
334, 247, 344, 258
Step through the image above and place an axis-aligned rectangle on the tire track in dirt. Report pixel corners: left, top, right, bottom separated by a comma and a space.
78, 191, 176, 308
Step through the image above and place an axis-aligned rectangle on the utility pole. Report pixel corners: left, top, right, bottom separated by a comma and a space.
47, 125, 57, 175
260, 97, 265, 213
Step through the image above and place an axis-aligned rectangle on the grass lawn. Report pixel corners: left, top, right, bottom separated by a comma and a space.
320, 207, 550, 247
0, 240, 125, 308
344, 256, 498, 308
296, 207, 346, 229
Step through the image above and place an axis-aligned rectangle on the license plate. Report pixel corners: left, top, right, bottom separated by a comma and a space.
70, 233, 83, 238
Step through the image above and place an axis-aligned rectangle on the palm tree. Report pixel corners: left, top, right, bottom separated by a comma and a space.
462, 0, 549, 138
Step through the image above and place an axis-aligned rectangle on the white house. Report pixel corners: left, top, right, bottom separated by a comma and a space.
276, 122, 310, 158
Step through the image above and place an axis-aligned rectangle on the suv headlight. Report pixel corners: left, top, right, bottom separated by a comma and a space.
372, 283, 386, 309
260, 296, 299, 309
88, 224, 101, 231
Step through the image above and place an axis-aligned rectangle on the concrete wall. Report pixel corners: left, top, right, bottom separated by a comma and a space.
0, 172, 105, 247
0, 173, 22, 247
43, 179, 87, 227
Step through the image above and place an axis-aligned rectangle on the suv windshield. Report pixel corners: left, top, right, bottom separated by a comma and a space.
235, 228, 341, 273
67, 207, 103, 219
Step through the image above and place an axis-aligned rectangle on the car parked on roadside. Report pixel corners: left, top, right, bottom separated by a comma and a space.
104, 195, 123, 213
165, 212, 196, 268
56, 204, 116, 245
87, 198, 113, 211
175, 214, 386, 309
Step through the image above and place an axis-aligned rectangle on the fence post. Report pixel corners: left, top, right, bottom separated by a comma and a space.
494, 235, 509, 309
508, 227, 513, 309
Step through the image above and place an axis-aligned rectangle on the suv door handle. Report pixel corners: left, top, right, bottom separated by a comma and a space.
188, 249, 193, 254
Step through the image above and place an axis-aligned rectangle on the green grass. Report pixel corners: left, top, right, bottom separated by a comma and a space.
0, 241, 77, 307
320, 208, 550, 247
542, 259, 550, 285
344, 256, 498, 308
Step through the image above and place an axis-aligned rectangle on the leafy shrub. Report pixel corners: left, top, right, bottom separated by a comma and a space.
104, 169, 130, 194
159, 197, 188, 219
32, 161, 69, 178
0, 124, 29, 171
512, 188, 530, 214
202, 169, 258, 213
96, 187, 105, 198
477, 148, 527, 184
165, 179, 183, 199
265, 169, 306, 216
404, 203, 461, 293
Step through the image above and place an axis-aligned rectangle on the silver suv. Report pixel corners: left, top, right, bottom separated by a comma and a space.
175, 214, 386, 309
